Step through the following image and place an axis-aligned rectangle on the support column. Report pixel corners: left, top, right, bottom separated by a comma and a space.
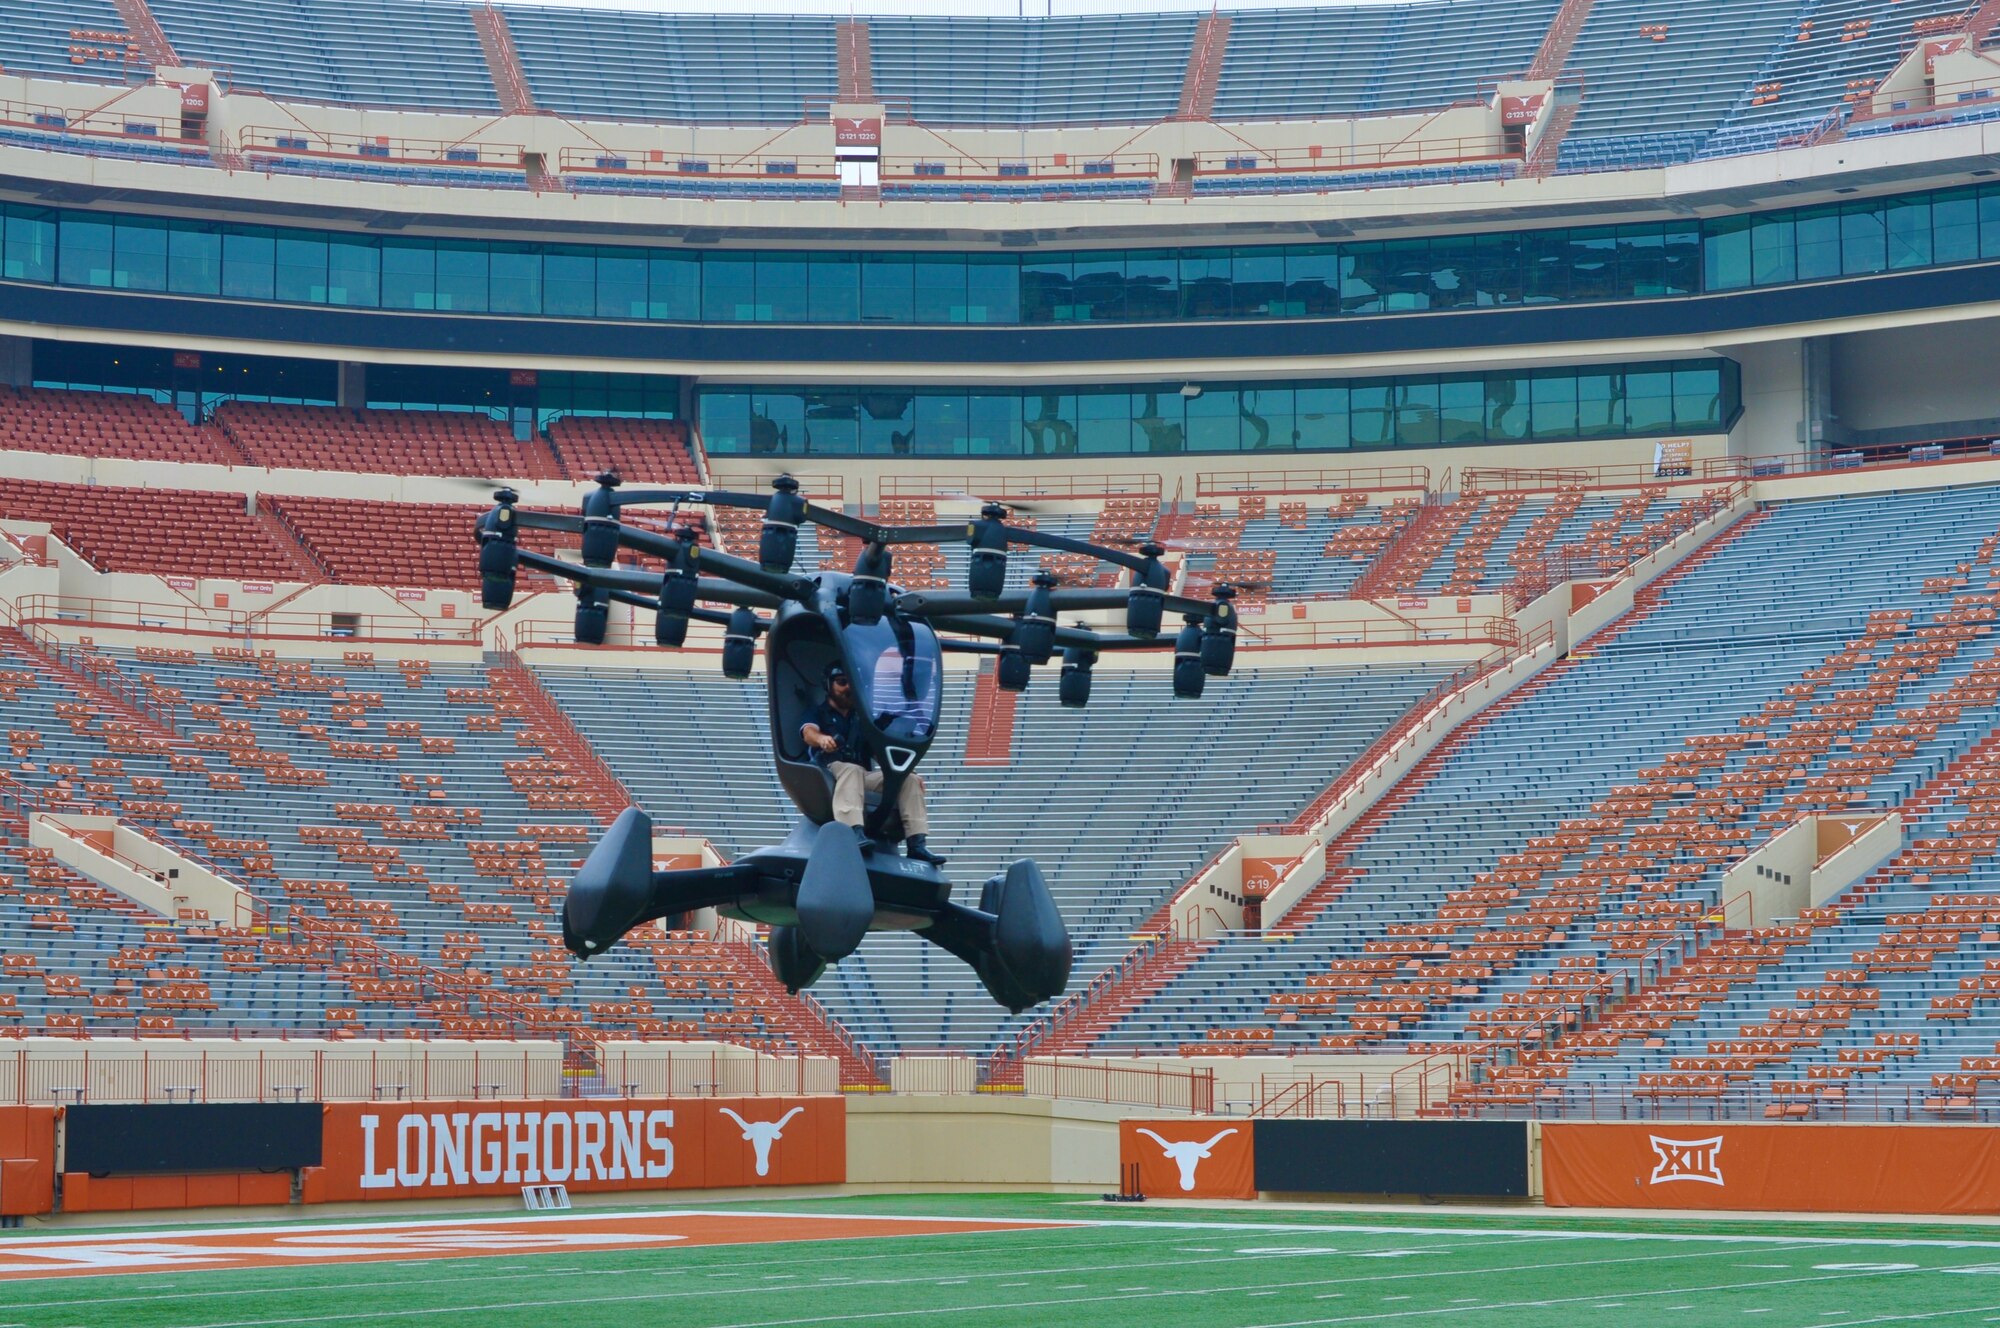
0, 335, 32, 387
337, 362, 367, 408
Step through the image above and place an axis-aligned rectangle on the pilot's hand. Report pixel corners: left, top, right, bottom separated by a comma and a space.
808, 733, 839, 753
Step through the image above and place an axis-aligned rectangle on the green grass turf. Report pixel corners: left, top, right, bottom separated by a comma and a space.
11, 1195, 2000, 1327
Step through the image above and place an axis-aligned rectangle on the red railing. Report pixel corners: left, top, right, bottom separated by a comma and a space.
989, 925, 1202, 1069
0, 1044, 560, 1104
1196, 466, 1430, 497
707, 472, 845, 502
876, 472, 1163, 502
1019, 1056, 1215, 1113
1191, 136, 1515, 179
1455, 1081, 1996, 1122
0, 97, 197, 147
4, 594, 482, 647
591, 1047, 833, 1097
1278, 619, 1558, 834
240, 127, 524, 170
1250, 1047, 1469, 1118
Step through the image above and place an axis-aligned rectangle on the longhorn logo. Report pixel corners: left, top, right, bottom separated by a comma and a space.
1137, 1127, 1238, 1191
719, 1106, 805, 1176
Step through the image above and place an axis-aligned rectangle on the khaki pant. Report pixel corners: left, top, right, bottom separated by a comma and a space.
828, 761, 928, 836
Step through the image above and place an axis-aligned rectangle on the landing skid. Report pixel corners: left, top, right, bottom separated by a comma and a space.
562, 807, 1072, 1013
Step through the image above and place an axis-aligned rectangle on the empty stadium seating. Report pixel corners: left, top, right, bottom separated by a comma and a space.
0, 477, 314, 582
868, 14, 1197, 126
548, 416, 700, 485
503, 9, 837, 123
0, 0, 133, 82
147, 0, 500, 112
0, 387, 240, 466
215, 403, 563, 480
1095, 483, 2000, 1071
1212, 2, 1560, 120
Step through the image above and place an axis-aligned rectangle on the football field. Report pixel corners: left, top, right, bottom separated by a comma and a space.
8, 1194, 2000, 1327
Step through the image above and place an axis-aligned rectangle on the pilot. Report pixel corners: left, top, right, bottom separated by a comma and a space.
801, 662, 946, 866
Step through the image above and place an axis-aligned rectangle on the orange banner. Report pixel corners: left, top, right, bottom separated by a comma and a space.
1544, 1123, 2000, 1214
1119, 1119, 1255, 1200
317, 1097, 844, 1203
0, 1105, 57, 1216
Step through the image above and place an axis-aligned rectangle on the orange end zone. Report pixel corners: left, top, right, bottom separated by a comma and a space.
0, 1211, 1070, 1280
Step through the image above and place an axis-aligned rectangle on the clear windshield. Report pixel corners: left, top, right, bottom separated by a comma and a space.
846, 619, 941, 744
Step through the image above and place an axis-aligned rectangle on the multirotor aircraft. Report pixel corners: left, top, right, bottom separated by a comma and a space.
474, 473, 1250, 1013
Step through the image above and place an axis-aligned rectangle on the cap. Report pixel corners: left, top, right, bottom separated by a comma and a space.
825, 662, 850, 684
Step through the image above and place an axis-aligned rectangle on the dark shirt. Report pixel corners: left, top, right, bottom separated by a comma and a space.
804, 699, 868, 770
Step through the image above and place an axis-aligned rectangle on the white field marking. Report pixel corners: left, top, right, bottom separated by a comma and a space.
158, 1239, 1832, 1328
1817, 1265, 1923, 1273
1745, 1310, 1773, 1314
1230, 1261, 1971, 1328
1830, 1307, 2000, 1325
5, 1227, 1176, 1308
1736, 1264, 1793, 1269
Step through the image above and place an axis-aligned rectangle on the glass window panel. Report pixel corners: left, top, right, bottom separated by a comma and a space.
1021, 390, 1079, 456
113, 217, 167, 292
1840, 202, 1887, 275
1485, 374, 1529, 441
221, 229, 275, 301
699, 391, 752, 454
327, 235, 378, 306
1886, 196, 1932, 270
966, 391, 1018, 454
1935, 194, 1978, 265
1427, 235, 1478, 310
1521, 229, 1568, 304
800, 388, 859, 453
1750, 217, 1795, 286
1672, 364, 1721, 429
1381, 239, 1433, 311
1704, 217, 1752, 291
595, 249, 646, 318
1981, 185, 2000, 259
381, 241, 435, 310
1566, 228, 1618, 301
437, 242, 490, 314
1019, 253, 1069, 323
1660, 225, 1700, 295
1438, 376, 1485, 443
1284, 246, 1340, 316
1340, 244, 1388, 315
1186, 386, 1240, 451
1238, 384, 1292, 451
1474, 233, 1524, 306
807, 252, 858, 323
911, 391, 969, 454
859, 253, 913, 323
751, 390, 806, 455
1071, 252, 1124, 322
1625, 369, 1674, 431
1076, 389, 1132, 453
1123, 250, 1178, 320
1348, 384, 1393, 447
756, 252, 809, 323
648, 253, 700, 320
1529, 372, 1577, 440
703, 253, 756, 322
1231, 247, 1285, 317
1132, 390, 1185, 453
857, 390, 915, 455
1395, 380, 1440, 447
1294, 385, 1347, 450
488, 245, 538, 315
543, 247, 595, 318
1179, 250, 1231, 319
1575, 372, 1622, 437
274, 234, 328, 304
1795, 207, 1842, 280
4, 208, 56, 283
913, 253, 967, 323
966, 254, 1018, 324
58, 216, 114, 287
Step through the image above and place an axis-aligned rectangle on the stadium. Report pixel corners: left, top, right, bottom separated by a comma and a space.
9, 0, 2000, 1320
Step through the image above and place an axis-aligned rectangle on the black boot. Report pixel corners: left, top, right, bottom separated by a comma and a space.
905, 834, 946, 867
